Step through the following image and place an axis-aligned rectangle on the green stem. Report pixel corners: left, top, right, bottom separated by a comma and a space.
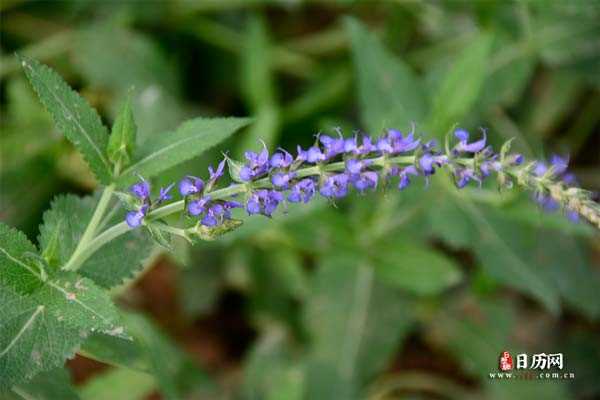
63, 184, 115, 271
63, 153, 599, 272
64, 156, 414, 271
147, 222, 188, 239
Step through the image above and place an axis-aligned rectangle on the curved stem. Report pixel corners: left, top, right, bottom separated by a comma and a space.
63, 156, 413, 271
63, 184, 114, 271
60, 153, 600, 272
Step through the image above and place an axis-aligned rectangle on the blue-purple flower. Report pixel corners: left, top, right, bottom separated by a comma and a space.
271, 171, 297, 189
179, 176, 204, 196
398, 166, 419, 190
247, 189, 284, 217
320, 133, 345, 159
130, 180, 150, 200
352, 171, 378, 192
297, 145, 326, 164
454, 129, 486, 153
201, 201, 242, 226
188, 196, 211, 216
209, 159, 226, 182
157, 183, 174, 204
454, 167, 481, 188
320, 174, 350, 198
288, 179, 316, 203
377, 129, 420, 154
126, 204, 149, 228
270, 149, 294, 169
240, 145, 270, 181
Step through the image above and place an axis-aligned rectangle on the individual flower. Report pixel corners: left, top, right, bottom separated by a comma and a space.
532, 155, 578, 219
179, 176, 204, 196
130, 179, 150, 200
288, 178, 316, 203
454, 129, 486, 153
126, 204, 149, 228
298, 145, 326, 163
320, 174, 350, 198
209, 159, 226, 182
454, 167, 481, 188
480, 158, 502, 177
320, 133, 345, 159
534, 154, 574, 184
157, 183, 175, 204
345, 158, 372, 175
271, 171, 297, 189
270, 149, 294, 169
352, 171, 378, 192
246, 190, 284, 217
398, 166, 419, 190
201, 201, 242, 227
188, 196, 211, 216
377, 129, 420, 155
419, 154, 435, 175
239, 144, 270, 181
345, 159, 377, 192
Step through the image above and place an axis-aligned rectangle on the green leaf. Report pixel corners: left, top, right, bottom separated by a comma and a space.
38, 194, 155, 288
373, 241, 463, 296
107, 93, 137, 168
428, 297, 569, 400
345, 17, 427, 133
79, 368, 155, 400
117, 117, 251, 186
0, 222, 43, 293
427, 184, 561, 314
79, 332, 148, 373
537, 232, 600, 319
242, 328, 304, 400
237, 15, 281, 154
19, 56, 112, 184
0, 272, 122, 390
121, 312, 216, 400
7, 367, 80, 400
427, 32, 493, 136
303, 255, 414, 399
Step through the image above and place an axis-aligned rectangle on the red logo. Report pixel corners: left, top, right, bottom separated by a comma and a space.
499, 351, 513, 371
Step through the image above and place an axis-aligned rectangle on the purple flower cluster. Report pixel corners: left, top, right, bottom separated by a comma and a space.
180, 160, 243, 227
533, 155, 579, 221
125, 178, 173, 228
123, 127, 584, 230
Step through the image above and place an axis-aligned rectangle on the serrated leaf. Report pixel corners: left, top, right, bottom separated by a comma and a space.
427, 32, 493, 137
373, 241, 463, 296
38, 194, 154, 288
7, 367, 80, 400
117, 117, 251, 186
346, 17, 427, 133
19, 56, 112, 183
0, 272, 122, 390
107, 93, 137, 168
0, 222, 43, 293
38, 195, 94, 270
304, 255, 414, 399
0, 283, 80, 390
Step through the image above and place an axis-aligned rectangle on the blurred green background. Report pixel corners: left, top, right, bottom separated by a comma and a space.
1, 1, 599, 399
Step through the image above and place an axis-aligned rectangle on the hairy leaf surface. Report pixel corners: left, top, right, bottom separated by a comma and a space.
20, 56, 112, 183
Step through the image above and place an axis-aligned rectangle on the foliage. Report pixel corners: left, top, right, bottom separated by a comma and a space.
1, 2, 599, 399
